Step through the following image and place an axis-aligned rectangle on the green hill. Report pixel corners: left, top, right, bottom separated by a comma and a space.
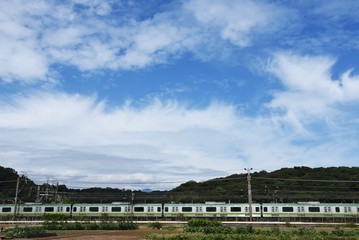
0, 166, 358, 204
0, 166, 37, 203
166, 166, 359, 203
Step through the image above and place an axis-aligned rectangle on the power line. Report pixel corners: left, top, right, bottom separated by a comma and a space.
0, 180, 18, 183
252, 177, 359, 183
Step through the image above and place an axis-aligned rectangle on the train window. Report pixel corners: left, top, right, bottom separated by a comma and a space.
335, 207, 340, 212
165, 207, 168, 212
206, 207, 216, 212
2, 207, 11, 212
157, 207, 161, 212
263, 207, 268, 212
255, 207, 260, 212
196, 207, 202, 212
220, 207, 227, 212
23, 207, 33, 212
73, 207, 77, 212
89, 207, 99, 212
134, 207, 144, 212
182, 207, 192, 212
324, 207, 331, 213
112, 207, 122, 212
57, 207, 63, 212
148, 207, 154, 212
66, 207, 70, 212
45, 207, 54, 212
282, 207, 293, 212
308, 207, 320, 212
344, 207, 351, 213
230, 207, 241, 212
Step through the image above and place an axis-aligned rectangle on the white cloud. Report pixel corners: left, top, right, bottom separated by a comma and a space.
0, 0, 49, 82
1, 91, 357, 188
268, 53, 359, 128
0, 0, 291, 84
185, 0, 289, 47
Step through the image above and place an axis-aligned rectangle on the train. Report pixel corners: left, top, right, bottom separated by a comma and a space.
0, 202, 358, 221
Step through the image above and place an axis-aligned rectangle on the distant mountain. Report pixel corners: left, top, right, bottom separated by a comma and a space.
142, 188, 153, 193
1, 166, 358, 204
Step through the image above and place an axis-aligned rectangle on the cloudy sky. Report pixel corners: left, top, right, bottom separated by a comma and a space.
1, 0, 359, 190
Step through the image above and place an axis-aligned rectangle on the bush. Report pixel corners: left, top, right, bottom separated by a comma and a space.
187, 219, 222, 228
42, 220, 138, 231
149, 221, 163, 229
118, 220, 138, 230
5, 226, 47, 238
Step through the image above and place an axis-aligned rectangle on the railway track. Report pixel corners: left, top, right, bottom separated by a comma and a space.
0, 220, 358, 226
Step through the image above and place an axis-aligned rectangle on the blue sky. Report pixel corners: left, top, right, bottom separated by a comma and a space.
0, 0, 359, 189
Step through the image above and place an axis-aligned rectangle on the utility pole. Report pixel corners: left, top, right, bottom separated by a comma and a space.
131, 191, 135, 220
36, 186, 40, 203
55, 182, 59, 203
13, 175, 20, 220
244, 168, 253, 222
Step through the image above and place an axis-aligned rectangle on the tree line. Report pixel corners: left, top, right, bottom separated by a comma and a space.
1, 166, 358, 204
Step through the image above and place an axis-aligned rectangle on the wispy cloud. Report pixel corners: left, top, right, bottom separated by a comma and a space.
1, 91, 357, 188
184, 0, 290, 47
268, 52, 359, 125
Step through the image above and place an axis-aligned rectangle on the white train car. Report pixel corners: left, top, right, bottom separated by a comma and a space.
132, 203, 163, 217
163, 202, 262, 218
262, 202, 359, 218
0, 204, 14, 219
71, 203, 163, 218
72, 202, 132, 218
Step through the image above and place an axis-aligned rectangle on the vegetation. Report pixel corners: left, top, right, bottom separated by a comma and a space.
5, 226, 47, 238
0, 166, 37, 203
148, 221, 163, 229
187, 219, 222, 228
1, 166, 358, 203
168, 166, 359, 203
146, 224, 359, 240
44, 219, 138, 230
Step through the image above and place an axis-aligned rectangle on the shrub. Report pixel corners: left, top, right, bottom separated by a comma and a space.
5, 226, 47, 238
187, 219, 222, 228
117, 220, 138, 230
149, 221, 163, 229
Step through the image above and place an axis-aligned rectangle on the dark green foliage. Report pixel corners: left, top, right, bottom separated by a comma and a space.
148, 221, 163, 229
147, 225, 359, 240
1, 166, 358, 203
168, 166, 359, 203
187, 219, 222, 228
0, 166, 37, 203
5, 226, 47, 238
43, 220, 138, 231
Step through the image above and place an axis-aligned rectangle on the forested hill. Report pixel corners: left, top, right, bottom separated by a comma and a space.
1, 166, 358, 203
167, 166, 359, 203
0, 166, 37, 203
